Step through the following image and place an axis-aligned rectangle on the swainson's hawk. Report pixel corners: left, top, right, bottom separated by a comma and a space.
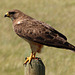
4, 9, 75, 64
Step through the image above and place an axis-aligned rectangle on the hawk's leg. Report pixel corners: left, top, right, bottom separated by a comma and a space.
24, 52, 37, 64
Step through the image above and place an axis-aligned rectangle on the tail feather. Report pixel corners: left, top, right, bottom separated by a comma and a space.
64, 42, 75, 52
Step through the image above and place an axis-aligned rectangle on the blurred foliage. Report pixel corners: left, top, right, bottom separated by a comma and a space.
0, 0, 75, 75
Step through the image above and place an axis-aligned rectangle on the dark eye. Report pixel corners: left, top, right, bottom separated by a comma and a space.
9, 12, 15, 14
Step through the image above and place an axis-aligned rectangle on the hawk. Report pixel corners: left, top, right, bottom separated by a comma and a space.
4, 9, 75, 64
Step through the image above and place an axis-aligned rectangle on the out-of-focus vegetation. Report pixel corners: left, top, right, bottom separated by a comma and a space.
0, 0, 75, 75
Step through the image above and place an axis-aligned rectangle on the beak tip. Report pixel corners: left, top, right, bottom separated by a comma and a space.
4, 12, 9, 17
4, 15, 7, 17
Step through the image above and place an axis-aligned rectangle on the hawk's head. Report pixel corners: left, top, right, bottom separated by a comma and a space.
4, 9, 24, 21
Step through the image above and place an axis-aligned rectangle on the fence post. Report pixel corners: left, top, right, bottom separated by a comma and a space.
24, 58, 45, 75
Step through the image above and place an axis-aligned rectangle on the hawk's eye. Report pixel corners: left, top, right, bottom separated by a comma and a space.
9, 12, 16, 14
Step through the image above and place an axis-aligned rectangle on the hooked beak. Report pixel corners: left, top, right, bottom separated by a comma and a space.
4, 12, 10, 17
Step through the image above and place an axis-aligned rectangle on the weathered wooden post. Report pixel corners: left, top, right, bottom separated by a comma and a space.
24, 58, 45, 75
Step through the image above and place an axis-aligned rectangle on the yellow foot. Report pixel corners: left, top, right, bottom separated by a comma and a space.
24, 57, 32, 64
24, 57, 39, 65
24, 52, 37, 65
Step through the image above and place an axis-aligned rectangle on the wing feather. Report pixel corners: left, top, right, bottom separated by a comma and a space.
14, 19, 67, 48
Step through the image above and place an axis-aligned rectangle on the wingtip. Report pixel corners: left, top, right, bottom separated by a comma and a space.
64, 42, 75, 52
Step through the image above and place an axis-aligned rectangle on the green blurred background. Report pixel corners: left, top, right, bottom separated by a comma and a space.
0, 0, 75, 75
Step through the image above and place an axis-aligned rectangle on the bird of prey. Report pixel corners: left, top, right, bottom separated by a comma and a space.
4, 9, 75, 64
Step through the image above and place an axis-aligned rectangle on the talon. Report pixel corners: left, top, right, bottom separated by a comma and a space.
24, 52, 34, 64
25, 57, 27, 60
23, 52, 38, 65
24, 57, 31, 64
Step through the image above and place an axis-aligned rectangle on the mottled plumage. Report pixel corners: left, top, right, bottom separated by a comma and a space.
5, 9, 75, 64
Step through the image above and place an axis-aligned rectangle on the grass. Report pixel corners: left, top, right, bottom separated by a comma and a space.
0, 0, 75, 75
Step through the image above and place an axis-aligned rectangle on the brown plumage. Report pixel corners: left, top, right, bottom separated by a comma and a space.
4, 9, 75, 64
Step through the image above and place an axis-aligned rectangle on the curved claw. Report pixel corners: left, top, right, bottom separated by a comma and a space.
24, 52, 34, 64
23, 52, 38, 65
25, 57, 27, 60
24, 57, 32, 64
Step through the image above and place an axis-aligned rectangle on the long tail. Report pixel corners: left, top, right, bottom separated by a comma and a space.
63, 42, 75, 52
51, 42, 75, 52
